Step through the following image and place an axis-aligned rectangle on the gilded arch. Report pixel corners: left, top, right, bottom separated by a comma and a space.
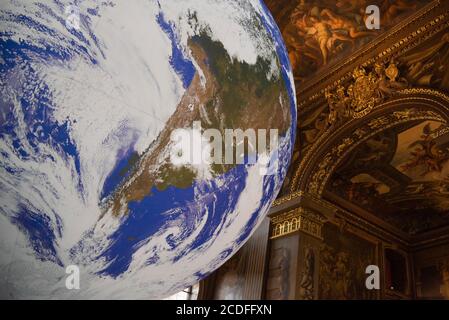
294, 89, 449, 197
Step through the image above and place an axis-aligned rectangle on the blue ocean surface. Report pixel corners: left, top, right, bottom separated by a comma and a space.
95, 162, 248, 278
100, 145, 139, 200
0, 36, 84, 262
156, 11, 195, 89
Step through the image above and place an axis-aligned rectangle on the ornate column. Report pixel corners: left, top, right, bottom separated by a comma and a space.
267, 206, 326, 300
270, 207, 325, 240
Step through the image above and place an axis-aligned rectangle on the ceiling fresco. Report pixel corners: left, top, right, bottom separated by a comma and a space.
264, 0, 427, 84
328, 120, 449, 235
392, 121, 449, 182
398, 31, 449, 92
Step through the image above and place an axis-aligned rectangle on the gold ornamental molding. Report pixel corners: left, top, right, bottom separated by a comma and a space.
272, 190, 304, 207
272, 192, 413, 245
289, 86, 449, 200
297, 0, 448, 108
307, 95, 449, 196
270, 207, 326, 240
291, 86, 449, 194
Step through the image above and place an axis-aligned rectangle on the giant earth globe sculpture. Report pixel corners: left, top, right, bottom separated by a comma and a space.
0, 0, 296, 299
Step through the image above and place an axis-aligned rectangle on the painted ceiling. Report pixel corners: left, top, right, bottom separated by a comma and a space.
328, 120, 449, 235
264, 0, 427, 84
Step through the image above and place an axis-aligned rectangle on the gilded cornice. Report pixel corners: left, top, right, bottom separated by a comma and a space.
297, 0, 448, 110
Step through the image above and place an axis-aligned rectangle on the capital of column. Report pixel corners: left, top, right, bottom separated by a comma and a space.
270, 206, 327, 240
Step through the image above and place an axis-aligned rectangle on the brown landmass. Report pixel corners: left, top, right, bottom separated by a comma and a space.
103, 33, 292, 216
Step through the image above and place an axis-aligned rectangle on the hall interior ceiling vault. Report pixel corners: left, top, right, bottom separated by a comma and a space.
270, 0, 449, 242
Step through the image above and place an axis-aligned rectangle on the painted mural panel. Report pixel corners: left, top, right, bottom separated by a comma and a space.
319, 223, 377, 299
